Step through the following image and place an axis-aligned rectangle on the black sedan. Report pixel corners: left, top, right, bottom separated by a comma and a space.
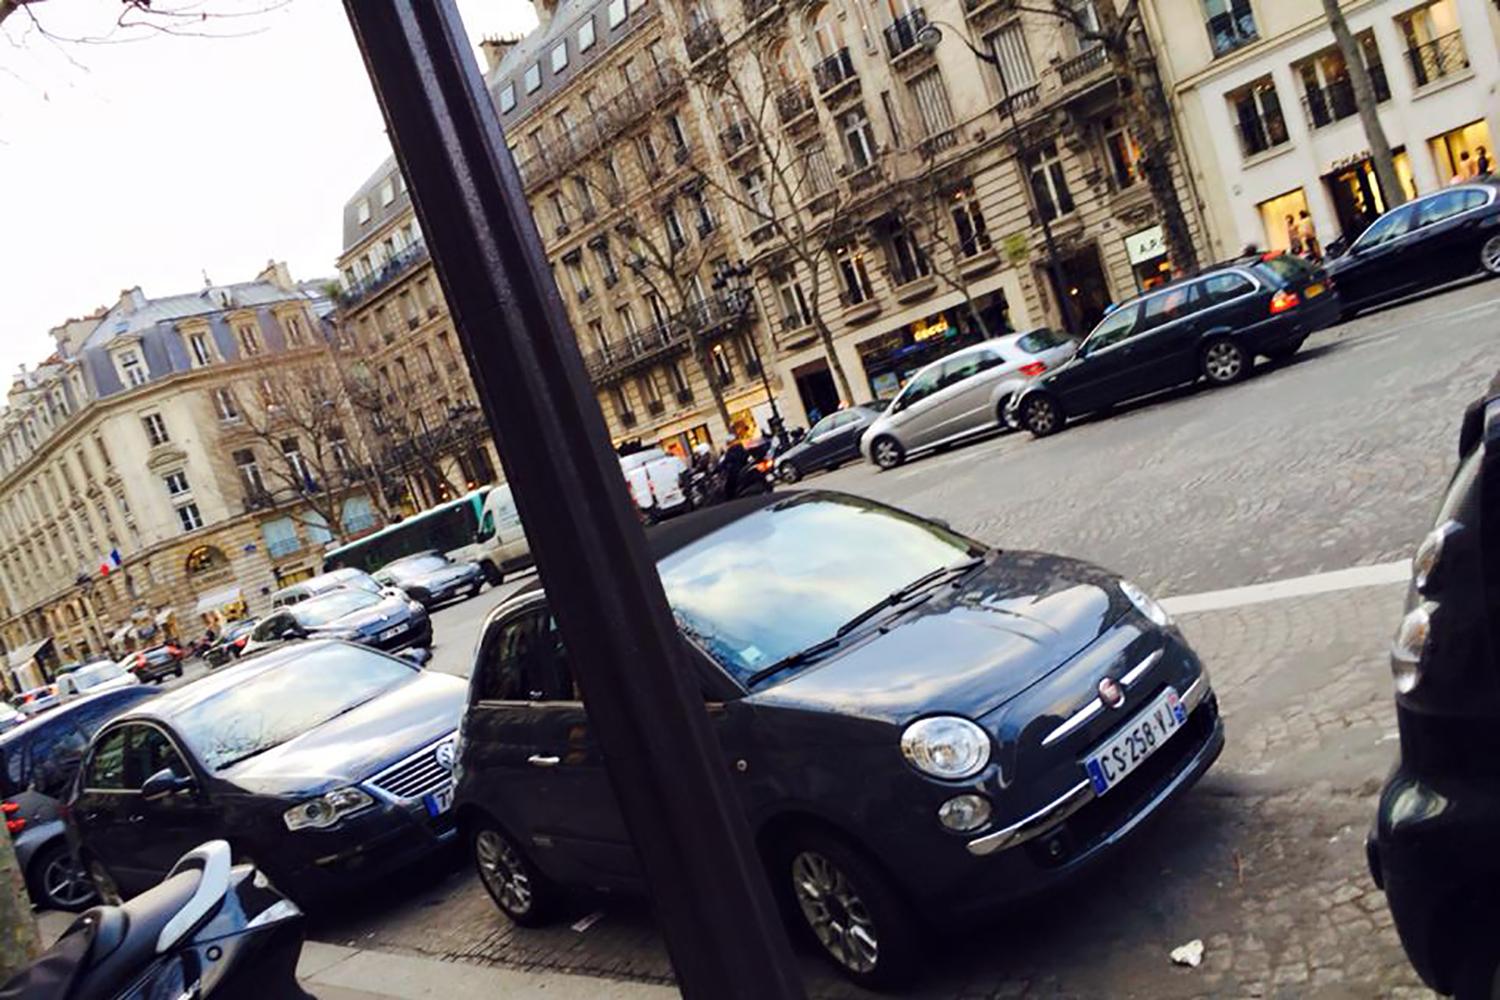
452, 491, 1222, 987
1368, 370, 1500, 998
1327, 179, 1500, 316
204, 619, 258, 668
774, 404, 884, 483
126, 645, 185, 684
244, 588, 431, 655
376, 552, 486, 609
1009, 253, 1338, 437
66, 640, 466, 905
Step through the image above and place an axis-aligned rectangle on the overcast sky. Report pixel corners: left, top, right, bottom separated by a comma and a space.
0, 0, 536, 380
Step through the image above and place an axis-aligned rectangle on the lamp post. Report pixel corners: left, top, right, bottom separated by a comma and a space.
712, 260, 789, 449
917, 23, 1082, 337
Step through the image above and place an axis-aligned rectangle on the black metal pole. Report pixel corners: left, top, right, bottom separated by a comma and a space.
340, 5, 806, 999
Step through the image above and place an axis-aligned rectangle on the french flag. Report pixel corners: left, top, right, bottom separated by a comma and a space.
99, 548, 122, 577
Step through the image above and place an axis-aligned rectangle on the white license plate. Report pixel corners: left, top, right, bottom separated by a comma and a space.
423, 786, 454, 817
378, 624, 408, 641
1083, 687, 1187, 796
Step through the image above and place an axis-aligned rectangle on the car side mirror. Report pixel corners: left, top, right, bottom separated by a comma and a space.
381, 587, 407, 600
398, 647, 432, 667
141, 768, 194, 802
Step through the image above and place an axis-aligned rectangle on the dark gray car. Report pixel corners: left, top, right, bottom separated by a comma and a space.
774, 404, 884, 483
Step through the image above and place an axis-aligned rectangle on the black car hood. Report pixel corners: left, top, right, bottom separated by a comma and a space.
308, 597, 412, 634
750, 552, 1131, 725
397, 565, 474, 589
222, 670, 465, 797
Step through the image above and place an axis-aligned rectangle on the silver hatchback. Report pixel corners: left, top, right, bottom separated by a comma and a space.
859, 329, 1076, 469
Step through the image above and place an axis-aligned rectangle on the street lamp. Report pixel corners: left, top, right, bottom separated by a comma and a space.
916, 23, 1082, 337
712, 260, 790, 449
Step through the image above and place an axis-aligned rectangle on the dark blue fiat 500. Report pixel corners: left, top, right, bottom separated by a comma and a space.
452, 492, 1224, 987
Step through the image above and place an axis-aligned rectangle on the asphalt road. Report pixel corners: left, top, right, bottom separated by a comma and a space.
267, 278, 1500, 995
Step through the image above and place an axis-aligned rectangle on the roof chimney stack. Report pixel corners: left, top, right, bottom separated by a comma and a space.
479, 34, 523, 73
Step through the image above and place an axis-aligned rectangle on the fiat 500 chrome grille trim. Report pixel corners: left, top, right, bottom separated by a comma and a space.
1041, 650, 1165, 748
970, 671, 1210, 857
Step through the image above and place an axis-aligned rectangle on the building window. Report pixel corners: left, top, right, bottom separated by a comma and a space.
638, 132, 661, 176
668, 361, 691, 397
740, 169, 771, 225
639, 372, 662, 410
213, 387, 241, 422
1296, 33, 1389, 129
666, 112, 690, 154
564, 255, 593, 302
164, 471, 191, 499
357, 199, 371, 225
234, 449, 266, 496
117, 349, 147, 388
909, 70, 956, 150
237, 324, 262, 357
176, 503, 204, 533
950, 183, 992, 257
589, 319, 609, 354
1025, 143, 1074, 222
187, 332, 214, 367
142, 412, 170, 447
551, 40, 569, 73
549, 191, 570, 232
1069, 0, 1101, 51
281, 437, 311, 488
611, 385, 633, 423
618, 305, 642, 342
1101, 113, 1144, 188
524, 63, 542, 93
579, 17, 596, 50
498, 82, 516, 113
689, 189, 716, 236
801, 141, 836, 195
1397, 0, 1468, 88
284, 314, 307, 346
834, 244, 875, 304
1227, 76, 1288, 158
1203, 0, 1257, 56
593, 240, 619, 286
839, 107, 878, 170
986, 21, 1037, 94
886, 225, 930, 285
663, 206, 687, 250
329, 427, 354, 471
711, 343, 734, 384
380, 178, 396, 206
775, 270, 813, 329
607, 0, 626, 28
572, 176, 595, 217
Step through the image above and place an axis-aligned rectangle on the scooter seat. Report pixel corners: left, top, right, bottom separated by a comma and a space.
71, 870, 200, 1000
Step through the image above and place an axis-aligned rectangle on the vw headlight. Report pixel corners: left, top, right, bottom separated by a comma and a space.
1412, 521, 1459, 593
900, 716, 991, 780
1120, 579, 1172, 628
283, 787, 374, 831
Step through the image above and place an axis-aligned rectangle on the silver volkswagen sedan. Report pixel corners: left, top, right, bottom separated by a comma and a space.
860, 329, 1077, 469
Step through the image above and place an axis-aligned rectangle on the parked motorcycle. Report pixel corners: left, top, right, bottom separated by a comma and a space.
681, 440, 775, 509
1, 840, 308, 1000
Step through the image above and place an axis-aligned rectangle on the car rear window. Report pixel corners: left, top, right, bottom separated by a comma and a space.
1016, 328, 1069, 354
1256, 254, 1315, 284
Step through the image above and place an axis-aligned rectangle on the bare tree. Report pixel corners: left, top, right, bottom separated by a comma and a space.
1, 0, 287, 40
1321, 0, 1405, 209
337, 351, 469, 508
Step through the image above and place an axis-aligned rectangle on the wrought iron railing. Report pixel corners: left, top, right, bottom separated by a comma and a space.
1235, 107, 1290, 158
1300, 66, 1389, 129
997, 83, 1040, 118
813, 47, 857, 95
685, 18, 724, 63
775, 82, 815, 123
1407, 31, 1468, 88
883, 7, 928, 60
339, 241, 429, 311
743, 0, 780, 25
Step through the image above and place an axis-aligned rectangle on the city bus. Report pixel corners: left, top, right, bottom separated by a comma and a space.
322, 484, 531, 583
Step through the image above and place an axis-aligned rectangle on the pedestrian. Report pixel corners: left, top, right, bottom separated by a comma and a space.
1285, 214, 1302, 256
807, 405, 822, 425
1295, 210, 1321, 262
1476, 146, 1491, 177
1451, 151, 1472, 184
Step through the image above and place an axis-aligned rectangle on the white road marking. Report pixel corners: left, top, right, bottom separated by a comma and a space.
1161, 559, 1411, 615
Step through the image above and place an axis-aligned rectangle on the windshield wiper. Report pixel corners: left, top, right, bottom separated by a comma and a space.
744, 634, 844, 688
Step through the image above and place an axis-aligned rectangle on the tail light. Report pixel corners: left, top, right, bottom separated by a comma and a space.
2, 801, 23, 835
1269, 289, 1300, 314
1019, 362, 1047, 377
233, 636, 248, 649
754, 458, 773, 473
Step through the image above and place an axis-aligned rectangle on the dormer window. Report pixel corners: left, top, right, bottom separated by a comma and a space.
357, 198, 372, 225
117, 348, 147, 388
187, 330, 215, 367
524, 63, 542, 93
498, 82, 517, 113
284, 314, 308, 347
237, 324, 262, 357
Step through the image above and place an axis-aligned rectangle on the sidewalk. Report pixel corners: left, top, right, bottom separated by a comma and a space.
297, 941, 676, 1000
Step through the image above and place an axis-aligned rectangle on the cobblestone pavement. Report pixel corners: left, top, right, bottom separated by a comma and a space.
308, 280, 1500, 996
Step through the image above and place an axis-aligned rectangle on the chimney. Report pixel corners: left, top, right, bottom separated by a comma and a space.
256, 260, 296, 291
116, 287, 147, 314
479, 34, 522, 73
532, 0, 557, 29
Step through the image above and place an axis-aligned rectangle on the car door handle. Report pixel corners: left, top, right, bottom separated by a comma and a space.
527, 755, 561, 768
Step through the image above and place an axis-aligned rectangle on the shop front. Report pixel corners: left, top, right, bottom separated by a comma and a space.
1123, 225, 1173, 291
1321, 147, 1416, 243
1429, 119, 1494, 184
1257, 188, 1311, 254
855, 292, 1012, 402
194, 586, 247, 631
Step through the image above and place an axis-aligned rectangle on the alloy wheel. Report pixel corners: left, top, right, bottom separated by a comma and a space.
41, 851, 96, 910
873, 439, 902, 469
1024, 397, 1057, 435
791, 850, 880, 975
1482, 235, 1500, 276
1203, 341, 1244, 383
475, 829, 532, 917
779, 462, 801, 484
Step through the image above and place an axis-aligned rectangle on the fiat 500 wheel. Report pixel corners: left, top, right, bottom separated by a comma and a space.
473, 823, 554, 927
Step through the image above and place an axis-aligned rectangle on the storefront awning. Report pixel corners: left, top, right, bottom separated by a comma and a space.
6, 637, 53, 669
194, 586, 242, 615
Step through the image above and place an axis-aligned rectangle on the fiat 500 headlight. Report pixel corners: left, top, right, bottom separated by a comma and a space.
900, 716, 991, 780
1120, 579, 1172, 628
283, 787, 374, 831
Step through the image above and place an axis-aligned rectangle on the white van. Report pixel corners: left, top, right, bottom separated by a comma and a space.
460, 483, 533, 581
620, 449, 690, 521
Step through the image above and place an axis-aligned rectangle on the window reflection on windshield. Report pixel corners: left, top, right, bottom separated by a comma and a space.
176, 646, 415, 770
293, 590, 381, 625
658, 495, 979, 683
391, 554, 450, 575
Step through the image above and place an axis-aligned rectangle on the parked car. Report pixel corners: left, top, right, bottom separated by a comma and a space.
203, 619, 260, 668
11, 685, 59, 716
124, 644, 185, 684
861, 329, 1078, 470
243, 587, 431, 655
1, 685, 160, 910
0, 703, 24, 734
1367, 370, 1500, 998
376, 551, 486, 609
775, 404, 884, 481
620, 448, 691, 522
65, 640, 466, 905
1009, 253, 1339, 438
55, 659, 140, 701
271, 567, 387, 609
1327, 179, 1500, 317
452, 491, 1222, 987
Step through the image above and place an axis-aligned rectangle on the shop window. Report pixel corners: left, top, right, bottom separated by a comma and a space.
1227, 76, 1288, 159
1256, 188, 1311, 255
1428, 119, 1493, 184
1024, 143, 1073, 223
1203, 0, 1256, 57
1295, 33, 1389, 130
1397, 0, 1467, 88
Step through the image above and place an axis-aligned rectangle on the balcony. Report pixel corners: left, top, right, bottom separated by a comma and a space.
720, 122, 754, 161
1235, 107, 1290, 159
1300, 67, 1389, 130
1407, 31, 1468, 88
1057, 45, 1107, 85
339, 240, 430, 312
743, 0, 781, 28
917, 127, 959, 160
883, 7, 928, 62
775, 82, 816, 127
847, 161, 884, 195
675, 387, 694, 405
890, 272, 937, 303
813, 48, 858, 99
996, 83, 1041, 120
685, 18, 724, 64
646, 399, 666, 416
